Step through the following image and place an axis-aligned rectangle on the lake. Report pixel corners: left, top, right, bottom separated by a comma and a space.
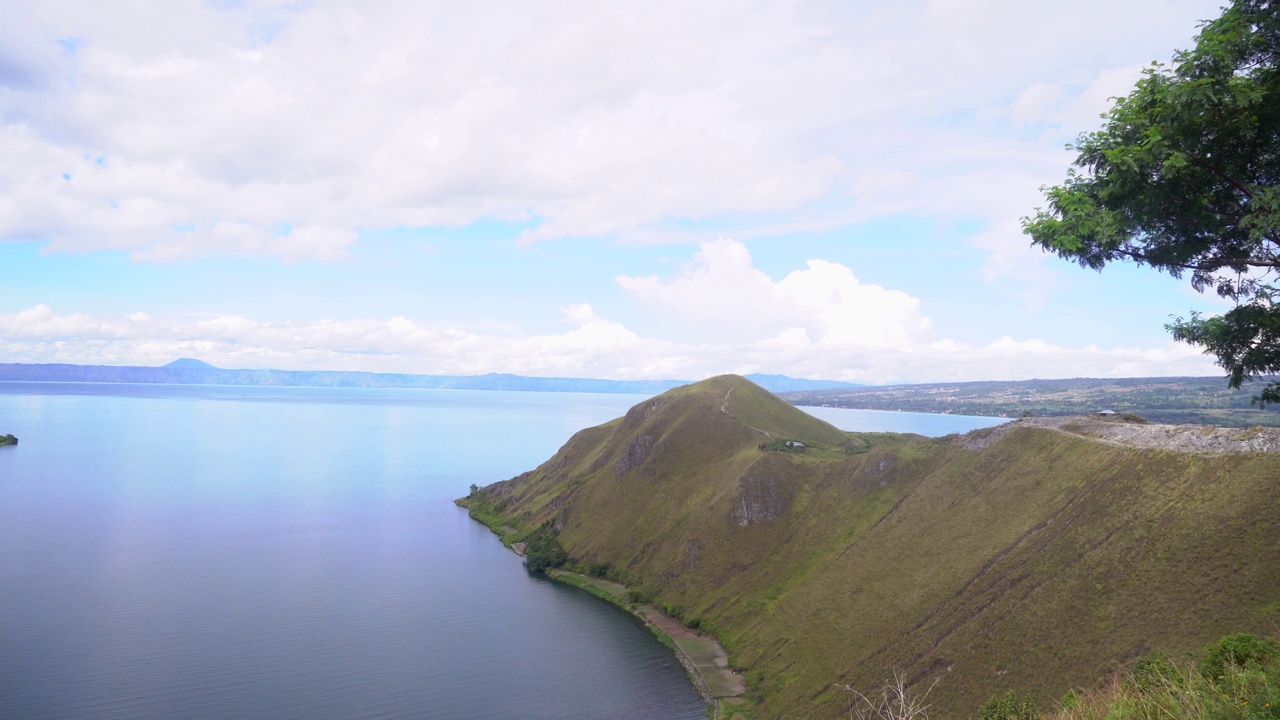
0, 383, 1003, 719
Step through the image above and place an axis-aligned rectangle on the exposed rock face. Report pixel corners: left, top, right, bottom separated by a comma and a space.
616, 434, 656, 476
620, 397, 669, 429
951, 423, 1014, 450
731, 475, 788, 526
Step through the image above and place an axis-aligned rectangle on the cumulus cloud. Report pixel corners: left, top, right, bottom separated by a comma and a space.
0, 301, 1218, 382
617, 239, 932, 346
0, 301, 663, 379
0, 241, 1221, 382
0, 0, 1222, 261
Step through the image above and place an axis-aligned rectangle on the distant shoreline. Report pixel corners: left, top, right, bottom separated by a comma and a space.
0, 361, 856, 396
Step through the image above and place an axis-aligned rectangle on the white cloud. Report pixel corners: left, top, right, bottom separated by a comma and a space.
0, 242, 1221, 382
0, 301, 1217, 382
0, 0, 1224, 262
618, 239, 932, 346
1011, 82, 1065, 129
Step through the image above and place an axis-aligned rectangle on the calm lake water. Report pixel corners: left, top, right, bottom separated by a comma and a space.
0, 383, 1003, 719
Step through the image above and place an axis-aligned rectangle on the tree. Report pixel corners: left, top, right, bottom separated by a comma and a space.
1023, 0, 1280, 404
522, 522, 569, 573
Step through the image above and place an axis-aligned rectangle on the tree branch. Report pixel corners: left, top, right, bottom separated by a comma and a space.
1113, 247, 1280, 271
1185, 157, 1255, 200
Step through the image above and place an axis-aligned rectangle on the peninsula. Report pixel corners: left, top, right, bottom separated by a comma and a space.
463, 375, 1280, 719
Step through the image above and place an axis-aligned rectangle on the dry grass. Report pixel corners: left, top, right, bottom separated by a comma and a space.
838, 670, 938, 720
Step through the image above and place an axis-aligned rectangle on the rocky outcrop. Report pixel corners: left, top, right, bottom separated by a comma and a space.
616, 434, 656, 475
731, 475, 789, 526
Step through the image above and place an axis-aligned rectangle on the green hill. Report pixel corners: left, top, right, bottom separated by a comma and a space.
465, 375, 1280, 718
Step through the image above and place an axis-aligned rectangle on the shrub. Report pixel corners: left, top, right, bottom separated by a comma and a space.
1128, 651, 1181, 690
979, 691, 1039, 720
1198, 634, 1279, 681
627, 588, 655, 604
758, 438, 808, 453
1036, 633, 1280, 720
522, 522, 569, 573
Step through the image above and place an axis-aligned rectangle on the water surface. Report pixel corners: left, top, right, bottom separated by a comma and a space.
799, 404, 1005, 435
0, 384, 705, 720
0, 383, 1000, 719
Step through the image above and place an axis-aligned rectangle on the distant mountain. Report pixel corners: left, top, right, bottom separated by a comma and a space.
741, 373, 858, 393
463, 375, 1280, 717
163, 358, 220, 369
0, 361, 852, 396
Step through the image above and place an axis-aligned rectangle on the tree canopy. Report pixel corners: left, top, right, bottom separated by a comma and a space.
1023, 0, 1280, 404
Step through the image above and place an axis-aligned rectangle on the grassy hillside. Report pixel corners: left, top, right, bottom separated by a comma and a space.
466, 375, 1280, 718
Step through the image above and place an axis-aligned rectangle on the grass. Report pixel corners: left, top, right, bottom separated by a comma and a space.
467, 375, 1280, 719
1040, 634, 1280, 720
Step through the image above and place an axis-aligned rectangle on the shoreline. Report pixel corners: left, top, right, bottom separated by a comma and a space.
546, 569, 748, 710
458, 501, 749, 718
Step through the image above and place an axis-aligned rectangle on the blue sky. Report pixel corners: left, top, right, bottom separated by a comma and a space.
0, 0, 1235, 382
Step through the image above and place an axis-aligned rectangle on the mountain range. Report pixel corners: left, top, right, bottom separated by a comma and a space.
0, 359, 858, 396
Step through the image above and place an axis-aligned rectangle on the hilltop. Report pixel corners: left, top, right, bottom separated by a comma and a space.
465, 375, 1280, 718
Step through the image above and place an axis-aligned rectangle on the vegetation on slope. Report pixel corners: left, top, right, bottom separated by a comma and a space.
967, 633, 1280, 720
467, 375, 1280, 718
0, 434, 16, 446
839, 631, 1280, 720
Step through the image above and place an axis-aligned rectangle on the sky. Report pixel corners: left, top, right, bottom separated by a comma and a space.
0, 0, 1241, 383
